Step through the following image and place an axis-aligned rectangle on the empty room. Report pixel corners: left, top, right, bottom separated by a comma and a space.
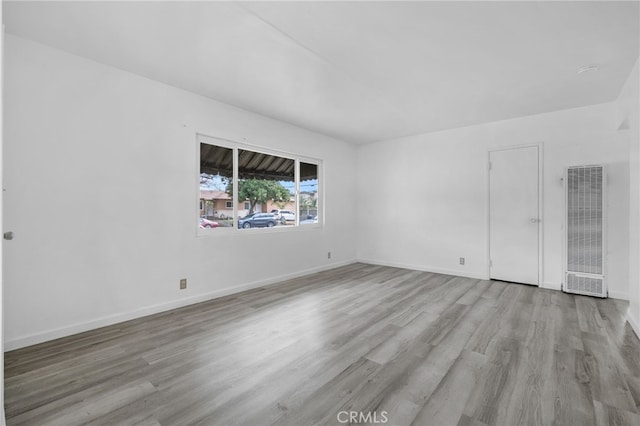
2, 1, 640, 425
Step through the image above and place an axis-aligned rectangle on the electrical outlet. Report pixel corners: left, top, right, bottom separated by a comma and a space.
459, 257, 465, 265
180, 278, 187, 290
328, 251, 331, 259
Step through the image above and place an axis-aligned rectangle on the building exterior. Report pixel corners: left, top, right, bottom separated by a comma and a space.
200, 190, 255, 219
201, 189, 302, 220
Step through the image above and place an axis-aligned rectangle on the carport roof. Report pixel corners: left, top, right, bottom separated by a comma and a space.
200, 144, 317, 181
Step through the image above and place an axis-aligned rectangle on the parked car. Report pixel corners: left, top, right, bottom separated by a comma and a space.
300, 215, 318, 225
271, 209, 296, 224
199, 218, 219, 228
238, 213, 277, 229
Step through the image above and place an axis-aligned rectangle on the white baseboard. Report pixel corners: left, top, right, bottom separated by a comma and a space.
357, 258, 489, 280
628, 310, 640, 340
357, 264, 629, 301
5, 259, 357, 351
609, 290, 629, 301
537, 282, 629, 301
543, 282, 562, 291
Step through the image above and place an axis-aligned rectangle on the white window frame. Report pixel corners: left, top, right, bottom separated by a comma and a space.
297, 160, 321, 227
197, 134, 322, 235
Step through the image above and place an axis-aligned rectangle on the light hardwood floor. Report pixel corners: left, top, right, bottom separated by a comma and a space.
5, 263, 640, 425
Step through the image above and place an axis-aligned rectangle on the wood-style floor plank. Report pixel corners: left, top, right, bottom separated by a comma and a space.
5, 263, 640, 426
410, 349, 486, 426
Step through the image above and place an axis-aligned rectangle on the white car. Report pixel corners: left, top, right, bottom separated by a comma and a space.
271, 209, 296, 223
300, 216, 318, 225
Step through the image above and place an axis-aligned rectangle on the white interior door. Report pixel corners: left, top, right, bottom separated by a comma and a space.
489, 145, 540, 285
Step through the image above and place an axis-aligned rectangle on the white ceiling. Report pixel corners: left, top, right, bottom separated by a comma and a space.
4, 1, 639, 144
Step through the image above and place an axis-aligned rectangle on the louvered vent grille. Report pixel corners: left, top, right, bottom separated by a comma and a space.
565, 165, 606, 297
566, 274, 603, 296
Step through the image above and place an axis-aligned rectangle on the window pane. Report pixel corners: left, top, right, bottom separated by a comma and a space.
238, 149, 295, 229
300, 163, 319, 225
200, 143, 234, 228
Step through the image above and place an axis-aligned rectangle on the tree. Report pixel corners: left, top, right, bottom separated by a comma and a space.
226, 179, 291, 214
300, 193, 318, 217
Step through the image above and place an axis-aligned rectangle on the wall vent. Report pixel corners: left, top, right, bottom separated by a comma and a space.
564, 165, 606, 298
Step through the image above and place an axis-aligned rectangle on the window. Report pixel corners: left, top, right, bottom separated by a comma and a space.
300, 163, 319, 225
200, 143, 234, 228
198, 135, 321, 232
238, 148, 295, 229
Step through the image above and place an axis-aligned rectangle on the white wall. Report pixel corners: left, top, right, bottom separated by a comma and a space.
3, 35, 357, 350
617, 58, 640, 337
357, 102, 630, 299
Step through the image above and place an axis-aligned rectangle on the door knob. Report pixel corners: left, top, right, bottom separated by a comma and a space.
4, 232, 13, 240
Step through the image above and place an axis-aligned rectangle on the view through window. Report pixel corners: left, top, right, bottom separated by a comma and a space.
199, 137, 320, 231
238, 149, 295, 229
300, 163, 318, 225
200, 144, 234, 228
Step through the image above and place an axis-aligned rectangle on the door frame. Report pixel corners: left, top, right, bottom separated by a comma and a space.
486, 143, 544, 286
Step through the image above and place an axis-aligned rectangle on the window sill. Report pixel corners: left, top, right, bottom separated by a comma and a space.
196, 223, 322, 237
